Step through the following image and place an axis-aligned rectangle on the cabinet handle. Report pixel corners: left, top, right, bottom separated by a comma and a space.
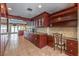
70, 43, 72, 45
35, 38, 37, 40
58, 17, 61, 21
71, 50, 72, 52
50, 24, 52, 27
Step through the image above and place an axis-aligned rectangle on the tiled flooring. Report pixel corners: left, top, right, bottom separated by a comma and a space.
4, 34, 68, 56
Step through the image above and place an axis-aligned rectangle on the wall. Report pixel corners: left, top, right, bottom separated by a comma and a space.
36, 27, 77, 38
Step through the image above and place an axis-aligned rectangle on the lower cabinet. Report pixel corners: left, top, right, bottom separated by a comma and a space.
29, 34, 47, 48
33, 34, 39, 47
29, 34, 35, 42
47, 35, 54, 47
65, 39, 78, 56
38, 34, 47, 48
29, 34, 78, 56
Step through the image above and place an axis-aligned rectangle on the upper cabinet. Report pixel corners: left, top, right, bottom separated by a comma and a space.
49, 6, 77, 27
31, 4, 77, 27
32, 12, 50, 27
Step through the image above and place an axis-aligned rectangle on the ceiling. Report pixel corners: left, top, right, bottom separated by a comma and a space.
7, 3, 74, 18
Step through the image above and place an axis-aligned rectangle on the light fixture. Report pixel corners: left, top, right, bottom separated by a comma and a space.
1, 5, 4, 8
38, 4, 42, 8
58, 17, 61, 21
8, 8, 12, 10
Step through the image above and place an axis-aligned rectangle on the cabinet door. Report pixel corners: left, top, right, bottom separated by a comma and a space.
37, 19, 38, 27
33, 20, 35, 27
39, 35, 47, 48
38, 18, 42, 27
66, 40, 78, 56
47, 36, 54, 47
34, 20, 36, 27
41, 17, 44, 27
40, 18, 42, 27
44, 14, 49, 27
37, 19, 39, 27
34, 36, 39, 46
38, 19, 40, 27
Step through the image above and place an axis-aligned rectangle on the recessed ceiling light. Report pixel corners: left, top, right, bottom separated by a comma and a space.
38, 4, 42, 8
8, 8, 12, 10
1, 5, 4, 8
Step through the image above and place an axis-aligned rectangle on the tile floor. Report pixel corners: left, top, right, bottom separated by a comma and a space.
4, 34, 68, 56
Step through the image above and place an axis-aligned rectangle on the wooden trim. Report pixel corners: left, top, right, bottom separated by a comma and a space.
50, 5, 77, 18
1, 14, 31, 21
74, 3, 78, 7
51, 5, 77, 15
32, 11, 50, 19
8, 15, 31, 21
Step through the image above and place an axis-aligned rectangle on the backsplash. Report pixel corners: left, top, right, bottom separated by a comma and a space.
36, 27, 77, 38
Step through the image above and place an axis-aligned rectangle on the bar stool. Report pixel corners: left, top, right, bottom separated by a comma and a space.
53, 33, 65, 53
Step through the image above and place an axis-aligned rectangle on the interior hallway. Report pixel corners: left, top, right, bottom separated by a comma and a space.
4, 34, 67, 56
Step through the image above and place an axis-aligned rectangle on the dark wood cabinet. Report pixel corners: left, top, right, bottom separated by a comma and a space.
38, 34, 47, 48
32, 12, 49, 27
29, 34, 47, 48
51, 20, 77, 27
50, 13, 77, 23
32, 5, 77, 27
50, 6, 77, 27
65, 39, 78, 56
29, 34, 35, 42
47, 35, 54, 47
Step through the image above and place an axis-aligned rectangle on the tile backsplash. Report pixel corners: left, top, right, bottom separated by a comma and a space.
36, 27, 77, 38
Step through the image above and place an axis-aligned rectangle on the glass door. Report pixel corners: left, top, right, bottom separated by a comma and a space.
8, 23, 19, 49
10, 24, 18, 33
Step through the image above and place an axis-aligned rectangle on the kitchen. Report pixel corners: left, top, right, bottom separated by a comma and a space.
0, 3, 78, 56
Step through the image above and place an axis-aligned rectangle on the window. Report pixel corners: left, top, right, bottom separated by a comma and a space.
11, 25, 15, 32
1, 24, 7, 33
15, 26, 18, 32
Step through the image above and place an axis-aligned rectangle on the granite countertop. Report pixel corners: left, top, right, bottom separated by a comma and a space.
33, 32, 47, 35
62, 36, 77, 41
27, 32, 78, 41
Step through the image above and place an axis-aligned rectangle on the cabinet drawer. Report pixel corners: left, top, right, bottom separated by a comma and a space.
67, 44, 78, 49
66, 48, 78, 56
47, 35, 54, 47
48, 42, 54, 47
66, 39, 78, 56
67, 46, 78, 52
67, 40, 78, 47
